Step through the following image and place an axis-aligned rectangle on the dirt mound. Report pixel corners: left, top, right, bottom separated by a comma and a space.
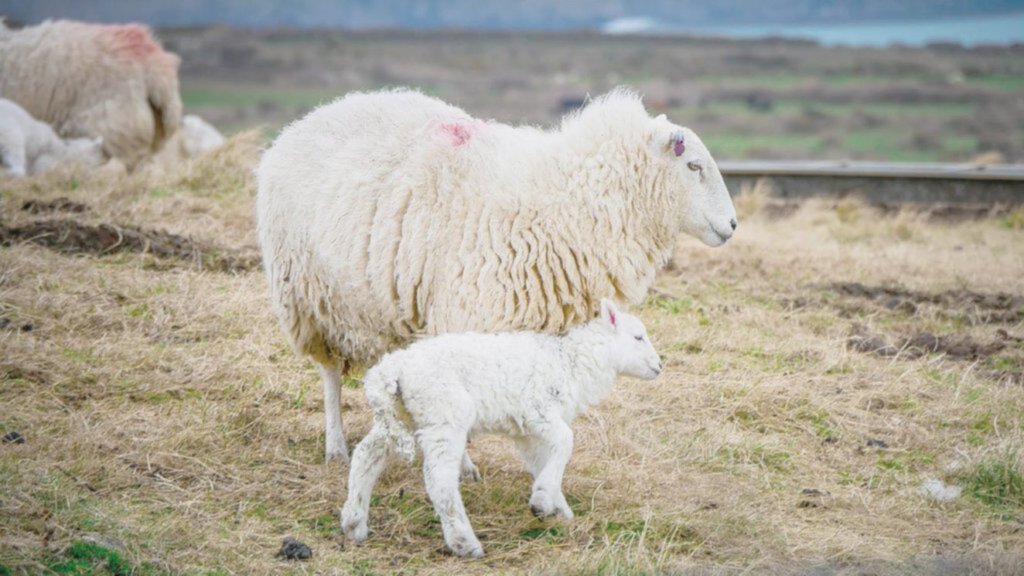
830, 282, 1024, 323
847, 323, 1008, 360
21, 198, 91, 214
0, 218, 259, 273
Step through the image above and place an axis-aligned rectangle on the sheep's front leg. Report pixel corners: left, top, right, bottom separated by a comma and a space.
317, 360, 348, 464
340, 424, 390, 542
519, 418, 574, 520
420, 429, 483, 558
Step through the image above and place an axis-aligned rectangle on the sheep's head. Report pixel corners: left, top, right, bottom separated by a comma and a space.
650, 119, 737, 247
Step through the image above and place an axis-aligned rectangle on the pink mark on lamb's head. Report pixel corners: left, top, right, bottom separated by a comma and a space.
439, 121, 476, 147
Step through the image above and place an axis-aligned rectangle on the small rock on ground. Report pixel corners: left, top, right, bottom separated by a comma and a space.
277, 537, 312, 561
3, 431, 25, 444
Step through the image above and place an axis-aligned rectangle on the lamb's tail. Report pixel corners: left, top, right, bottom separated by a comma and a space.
363, 363, 417, 463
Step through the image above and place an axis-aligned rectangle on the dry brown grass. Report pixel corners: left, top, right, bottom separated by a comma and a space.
1, 141, 1023, 575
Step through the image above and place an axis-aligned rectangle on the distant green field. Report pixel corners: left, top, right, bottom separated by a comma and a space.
181, 83, 340, 109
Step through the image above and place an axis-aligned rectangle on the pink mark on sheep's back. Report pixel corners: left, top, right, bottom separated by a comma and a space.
439, 122, 477, 147
99, 23, 160, 60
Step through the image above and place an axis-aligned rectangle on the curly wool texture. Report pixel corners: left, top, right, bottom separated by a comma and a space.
257, 88, 728, 369
0, 20, 182, 168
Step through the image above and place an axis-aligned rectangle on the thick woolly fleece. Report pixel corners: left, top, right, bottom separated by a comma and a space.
340, 300, 661, 558
0, 20, 182, 168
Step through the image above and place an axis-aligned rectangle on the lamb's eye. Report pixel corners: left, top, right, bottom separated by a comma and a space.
634, 335, 644, 341
687, 161, 702, 172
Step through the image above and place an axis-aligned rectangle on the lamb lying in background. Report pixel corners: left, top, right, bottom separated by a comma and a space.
151, 114, 225, 169
0, 98, 104, 177
341, 299, 662, 558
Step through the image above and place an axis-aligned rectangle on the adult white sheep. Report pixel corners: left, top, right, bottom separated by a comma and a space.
256, 88, 736, 463
0, 19, 181, 169
341, 299, 661, 557
0, 98, 105, 177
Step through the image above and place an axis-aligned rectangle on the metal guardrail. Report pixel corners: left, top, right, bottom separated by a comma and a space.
718, 161, 1024, 205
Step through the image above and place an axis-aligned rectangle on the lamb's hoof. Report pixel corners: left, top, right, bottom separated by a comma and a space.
325, 447, 350, 465
529, 493, 573, 519
460, 463, 482, 483
447, 534, 484, 558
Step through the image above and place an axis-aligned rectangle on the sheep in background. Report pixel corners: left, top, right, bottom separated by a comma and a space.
151, 114, 226, 169
0, 98, 105, 177
341, 299, 661, 557
0, 19, 181, 169
256, 88, 736, 463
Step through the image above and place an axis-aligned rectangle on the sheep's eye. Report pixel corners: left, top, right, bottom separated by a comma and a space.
634, 335, 644, 341
687, 161, 702, 172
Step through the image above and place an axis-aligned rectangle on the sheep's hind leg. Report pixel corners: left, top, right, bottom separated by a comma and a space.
340, 424, 390, 542
420, 429, 483, 558
317, 359, 349, 464
519, 418, 574, 519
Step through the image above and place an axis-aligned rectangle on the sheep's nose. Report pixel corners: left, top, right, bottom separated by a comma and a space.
730, 218, 737, 231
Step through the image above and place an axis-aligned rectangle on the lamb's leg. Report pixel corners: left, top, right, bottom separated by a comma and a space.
317, 359, 348, 463
419, 429, 483, 558
340, 424, 389, 542
520, 418, 574, 519
460, 445, 481, 482
0, 134, 27, 177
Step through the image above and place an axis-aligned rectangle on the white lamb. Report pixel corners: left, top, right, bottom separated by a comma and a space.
0, 98, 104, 177
340, 299, 661, 558
257, 88, 736, 463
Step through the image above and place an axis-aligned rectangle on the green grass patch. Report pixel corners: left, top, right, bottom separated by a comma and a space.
967, 74, 1024, 91
46, 540, 170, 576
181, 83, 338, 110
958, 449, 1024, 511
843, 129, 942, 162
520, 525, 564, 541
703, 133, 824, 157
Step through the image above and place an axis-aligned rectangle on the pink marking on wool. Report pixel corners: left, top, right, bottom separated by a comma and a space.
90, 23, 160, 60
439, 121, 478, 147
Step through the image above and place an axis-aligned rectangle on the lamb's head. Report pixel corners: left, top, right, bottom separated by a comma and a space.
649, 118, 737, 247
598, 299, 662, 380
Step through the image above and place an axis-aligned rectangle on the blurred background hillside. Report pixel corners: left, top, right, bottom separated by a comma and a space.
4, 0, 1024, 161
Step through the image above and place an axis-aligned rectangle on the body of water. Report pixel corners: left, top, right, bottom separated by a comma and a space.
605, 12, 1024, 47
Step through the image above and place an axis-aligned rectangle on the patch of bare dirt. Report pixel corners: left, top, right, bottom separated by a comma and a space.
21, 198, 90, 215
0, 219, 259, 273
830, 282, 1024, 324
847, 323, 1007, 360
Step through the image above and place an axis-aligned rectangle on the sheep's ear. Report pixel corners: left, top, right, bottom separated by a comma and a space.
600, 298, 618, 329
669, 130, 686, 157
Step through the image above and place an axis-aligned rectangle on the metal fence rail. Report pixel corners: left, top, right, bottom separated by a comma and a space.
718, 161, 1024, 205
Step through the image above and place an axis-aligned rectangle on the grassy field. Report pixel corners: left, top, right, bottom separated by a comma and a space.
1, 133, 1023, 574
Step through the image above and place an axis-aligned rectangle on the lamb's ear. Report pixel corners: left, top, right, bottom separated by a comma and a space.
600, 298, 618, 329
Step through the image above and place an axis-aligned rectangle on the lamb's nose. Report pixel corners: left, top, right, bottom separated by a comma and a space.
730, 218, 737, 231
